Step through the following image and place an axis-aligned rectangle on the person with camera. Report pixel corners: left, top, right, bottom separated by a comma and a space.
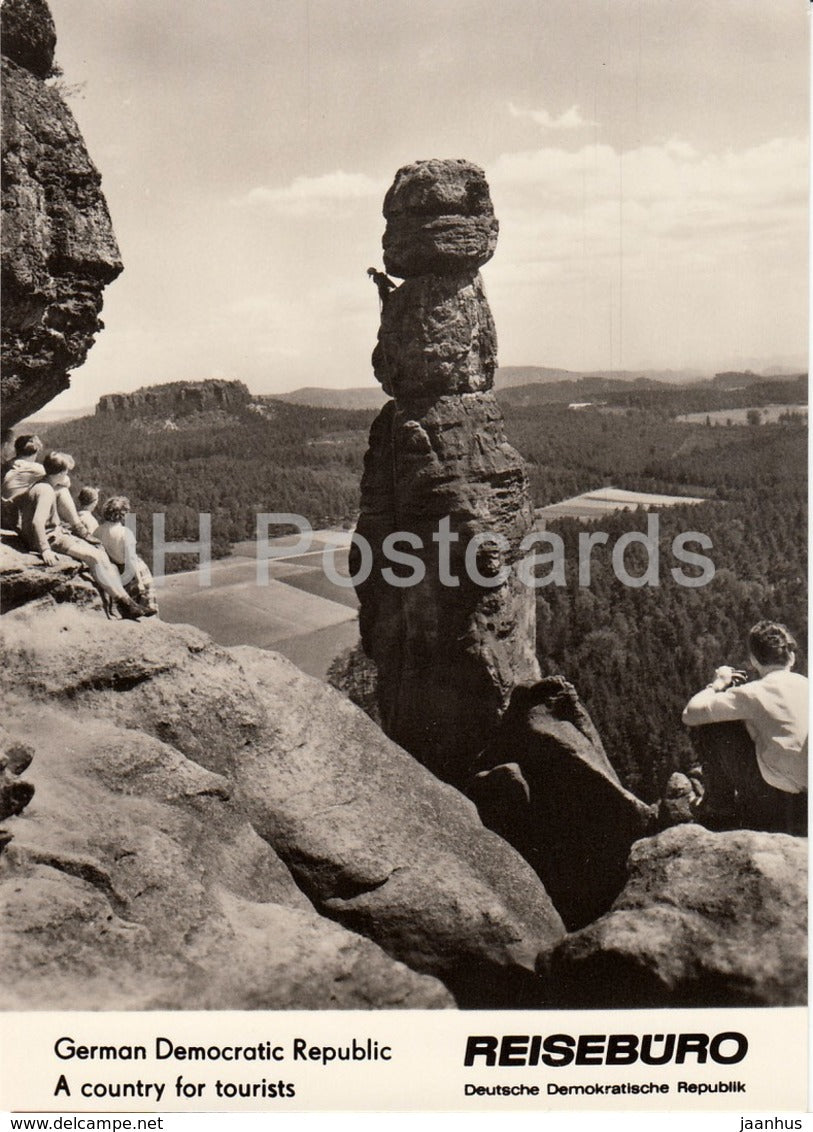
682, 621, 807, 834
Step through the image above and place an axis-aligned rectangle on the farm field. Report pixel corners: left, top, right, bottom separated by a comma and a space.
534, 485, 707, 523
676, 403, 807, 425
157, 529, 359, 679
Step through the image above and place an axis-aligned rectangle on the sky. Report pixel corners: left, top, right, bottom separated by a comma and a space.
44, 0, 809, 411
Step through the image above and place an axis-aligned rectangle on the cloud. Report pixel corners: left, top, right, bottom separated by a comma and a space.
508, 102, 595, 131
488, 135, 807, 278
232, 170, 385, 216
483, 135, 807, 370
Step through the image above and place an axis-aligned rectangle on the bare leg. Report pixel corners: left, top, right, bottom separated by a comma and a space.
49, 532, 135, 604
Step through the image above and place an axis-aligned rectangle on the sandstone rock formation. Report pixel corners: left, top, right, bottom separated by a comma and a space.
544, 823, 807, 1007
1, 0, 122, 426
96, 379, 251, 419
0, 0, 55, 79
355, 160, 540, 785
0, 696, 452, 1010
0, 724, 35, 838
0, 604, 565, 1008
468, 678, 656, 930
0, 538, 102, 614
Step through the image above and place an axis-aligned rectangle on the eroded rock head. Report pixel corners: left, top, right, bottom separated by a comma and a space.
382, 159, 498, 278
1, 0, 123, 426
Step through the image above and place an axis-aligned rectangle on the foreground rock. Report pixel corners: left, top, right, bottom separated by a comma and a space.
545, 824, 807, 1007
469, 678, 655, 930
0, 695, 452, 1010
1, 606, 564, 1006
0, 538, 102, 613
1, 0, 123, 426
356, 159, 539, 785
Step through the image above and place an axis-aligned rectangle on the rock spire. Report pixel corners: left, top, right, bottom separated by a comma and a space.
354, 159, 540, 785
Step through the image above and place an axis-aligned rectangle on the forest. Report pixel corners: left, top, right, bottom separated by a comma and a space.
42, 381, 807, 802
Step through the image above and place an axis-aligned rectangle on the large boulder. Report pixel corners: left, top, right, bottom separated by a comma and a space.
0, 695, 452, 1010
0, 605, 564, 1006
468, 677, 655, 929
382, 159, 498, 278
1, 0, 123, 426
545, 823, 807, 1007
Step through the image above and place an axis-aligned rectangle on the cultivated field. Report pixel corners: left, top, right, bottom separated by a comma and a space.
534, 485, 707, 523
156, 530, 359, 679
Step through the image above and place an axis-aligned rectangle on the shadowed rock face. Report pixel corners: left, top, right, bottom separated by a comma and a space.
0, 0, 55, 78
468, 678, 656, 930
1, 0, 122, 427
355, 159, 539, 785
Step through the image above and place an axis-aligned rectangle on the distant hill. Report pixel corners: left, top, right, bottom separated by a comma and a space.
16, 406, 95, 428
96, 379, 252, 418
495, 366, 705, 389
497, 376, 661, 406
269, 367, 710, 409
269, 387, 387, 411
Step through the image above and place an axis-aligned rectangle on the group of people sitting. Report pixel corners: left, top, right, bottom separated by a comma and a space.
1, 433, 157, 621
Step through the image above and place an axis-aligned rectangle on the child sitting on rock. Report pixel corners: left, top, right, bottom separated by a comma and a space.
682, 621, 808, 834
97, 496, 158, 617
76, 486, 101, 534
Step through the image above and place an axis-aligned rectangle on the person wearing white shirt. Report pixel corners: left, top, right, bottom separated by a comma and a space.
682, 621, 807, 834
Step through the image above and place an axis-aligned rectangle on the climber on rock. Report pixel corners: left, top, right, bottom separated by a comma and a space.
682, 620, 808, 835
367, 266, 396, 310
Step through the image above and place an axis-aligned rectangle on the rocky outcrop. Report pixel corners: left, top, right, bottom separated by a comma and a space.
355, 160, 539, 785
0, 0, 55, 79
96, 379, 251, 419
0, 697, 452, 1009
468, 678, 656, 930
0, 538, 102, 613
545, 824, 807, 1007
0, 725, 35, 839
1, 0, 123, 426
382, 159, 499, 278
0, 605, 565, 1008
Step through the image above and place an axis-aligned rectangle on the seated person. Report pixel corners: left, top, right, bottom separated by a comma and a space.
76, 486, 101, 534
1, 434, 45, 529
97, 496, 158, 617
2, 434, 45, 500
17, 452, 146, 620
682, 621, 808, 834
2, 441, 98, 542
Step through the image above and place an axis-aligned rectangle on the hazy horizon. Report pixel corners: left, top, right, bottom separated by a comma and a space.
41, 0, 808, 413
